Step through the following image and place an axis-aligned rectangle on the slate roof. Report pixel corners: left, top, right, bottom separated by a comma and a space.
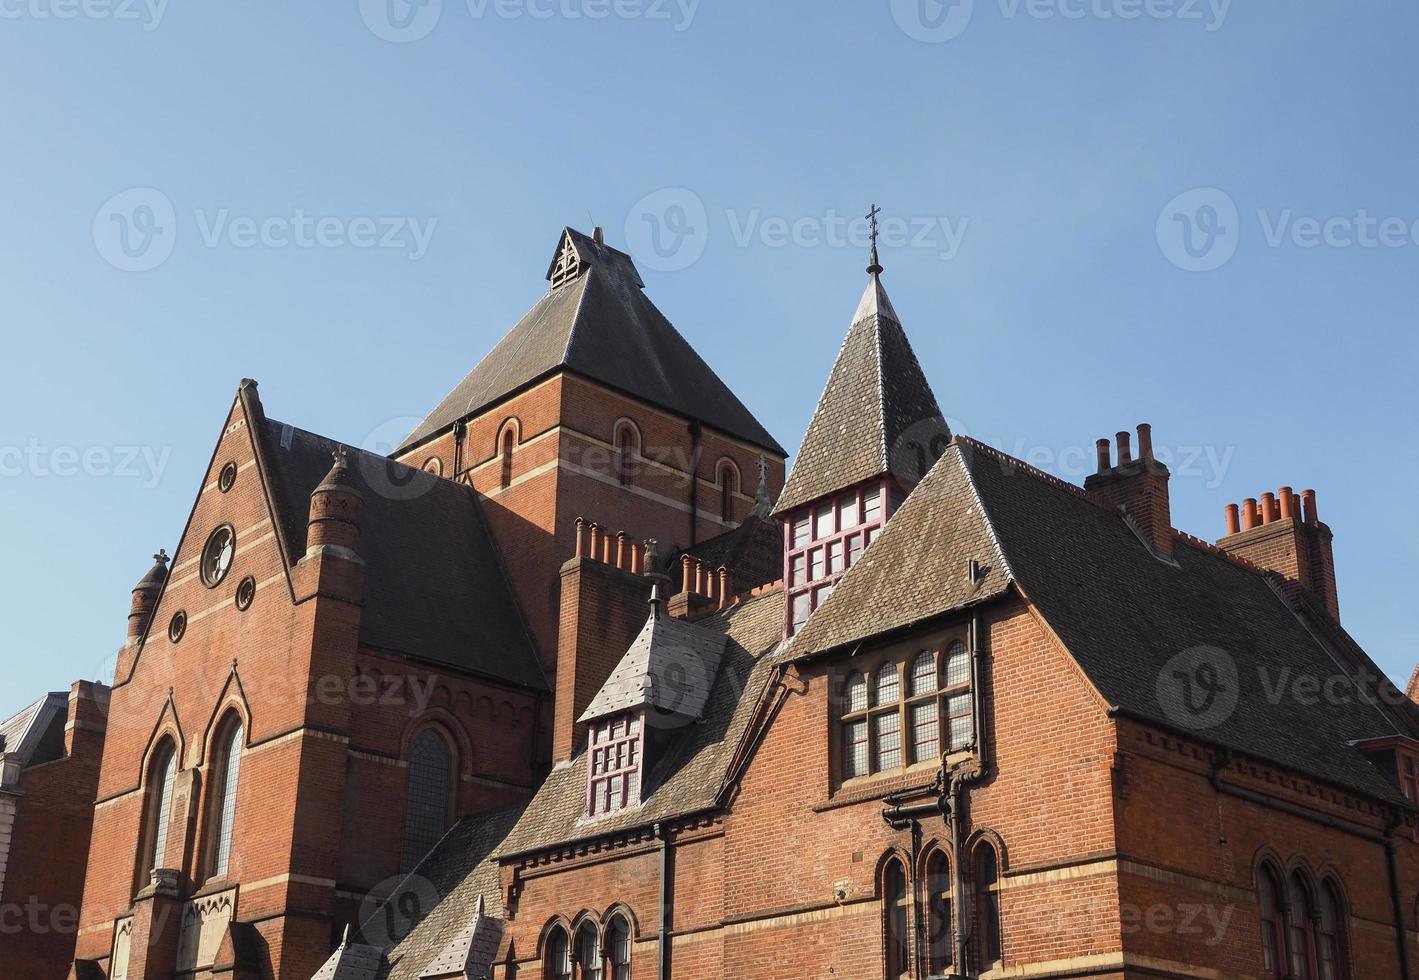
789, 437, 1412, 804
400, 228, 784, 456
255, 415, 546, 691
360, 804, 526, 980
579, 603, 728, 723
774, 270, 947, 515
497, 588, 786, 858
0, 692, 67, 768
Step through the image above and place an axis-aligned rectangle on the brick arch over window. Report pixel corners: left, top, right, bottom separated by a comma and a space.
715, 458, 740, 522
602, 906, 635, 980
400, 726, 457, 873
613, 418, 642, 486
970, 835, 1003, 972
497, 418, 522, 489
878, 850, 911, 980
138, 735, 180, 890
572, 914, 603, 980
203, 709, 246, 882
922, 845, 953, 976
540, 918, 573, 980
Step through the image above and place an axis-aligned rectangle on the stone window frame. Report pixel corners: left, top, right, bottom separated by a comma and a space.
136, 737, 179, 893
834, 633, 972, 786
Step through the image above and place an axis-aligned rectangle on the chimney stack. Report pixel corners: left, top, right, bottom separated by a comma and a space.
1219, 487, 1340, 620
1084, 422, 1173, 560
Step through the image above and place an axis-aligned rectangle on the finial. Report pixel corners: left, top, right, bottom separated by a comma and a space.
751, 457, 772, 518
866, 203, 883, 275
153, 548, 169, 568
643, 538, 660, 574
649, 580, 665, 619
331, 445, 349, 468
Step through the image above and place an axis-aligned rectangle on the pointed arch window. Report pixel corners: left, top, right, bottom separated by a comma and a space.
883, 858, 910, 980
1258, 864, 1285, 976
575, 922, 602, 980
544, 924, 573, 980
606, 914, 631, 980
144, 742, 178, 879
925, 850, 953, 975
974, 842, 1002, 970
401, 729, 454, 873
500, 428, 516, 489
616, 423, 639, 486
1316, 880, 1347, 980
1286, 871, 1319, 980
207, 717, 244, 880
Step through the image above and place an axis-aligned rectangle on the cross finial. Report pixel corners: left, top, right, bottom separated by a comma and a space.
751, 456, 773, 518
332, 445, 349, 467
153, 548, 169, 567
866, 203, 884, 275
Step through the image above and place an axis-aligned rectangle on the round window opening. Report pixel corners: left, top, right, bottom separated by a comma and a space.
235, 576, 256, 611
201, 526, 236, 588
218, 461, 238, 493
168, 610, 187, 643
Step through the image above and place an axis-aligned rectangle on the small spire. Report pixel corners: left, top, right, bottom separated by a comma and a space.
866, 202, 883, 275
751, 456, 773, 518
648, 580, 665, 620
331, 445, 349, 469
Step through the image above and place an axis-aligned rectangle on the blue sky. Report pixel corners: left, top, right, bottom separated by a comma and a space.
1, 1, 1416, 720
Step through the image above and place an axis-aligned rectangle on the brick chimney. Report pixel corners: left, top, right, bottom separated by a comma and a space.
65, 680, 109, 759
1219, 486, 1340, 620
553, 520, 658, 764
1084, 424, 1173, 559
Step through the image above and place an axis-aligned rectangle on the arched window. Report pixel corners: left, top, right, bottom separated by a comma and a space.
908, 651, 939, 764
925, 850, 953, 975
576, 922, 602, 980
1258, 863, 1286, 976
1316, 880, 1347, 980
717, 461, 738, 522
841, 672, 869, 779
401, 729, 454, 872
544, 924, 573, 980
207, 717, 244, 880
142, 740, 178, 882
500, 428, 516, 489
606, 914, 631, 980
616, 423, 638, 486
873, 664, 902, 770
883, 858, 909, 980
974, 842, 1002, 970
1286, 871, 1318, 980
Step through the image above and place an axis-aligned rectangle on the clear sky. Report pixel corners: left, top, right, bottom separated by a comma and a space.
2, 1, 1416, 721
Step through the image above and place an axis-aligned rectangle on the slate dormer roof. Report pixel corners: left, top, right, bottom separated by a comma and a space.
399, 228, 784, 456
774, 264, 946, 516
787, 437, 1416, 805
579, 598, 728, 724
0, 692, 68, 769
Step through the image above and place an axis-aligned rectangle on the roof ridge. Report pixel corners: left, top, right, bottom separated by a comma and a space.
952, 436, 1113, 510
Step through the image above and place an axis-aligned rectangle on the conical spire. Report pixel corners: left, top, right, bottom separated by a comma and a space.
774, 226, 946, 516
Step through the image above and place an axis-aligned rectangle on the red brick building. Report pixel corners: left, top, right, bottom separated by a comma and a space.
9, 225, 1416, 980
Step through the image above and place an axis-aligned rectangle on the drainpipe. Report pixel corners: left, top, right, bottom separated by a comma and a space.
452, 420, 465, 479
950, 611, 991, 976
655, 822, 671, 980
687, 421, 702, 547
1383, 811, 1412, 980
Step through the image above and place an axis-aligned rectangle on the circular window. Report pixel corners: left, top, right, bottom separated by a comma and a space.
218, 461, 238, 493
168, 610, 187, 643
235, 576, 256, 611
201, 526, 236, 588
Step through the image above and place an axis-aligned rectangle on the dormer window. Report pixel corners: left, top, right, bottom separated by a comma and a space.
587, 713, 643, 817
784, 480, 896, 637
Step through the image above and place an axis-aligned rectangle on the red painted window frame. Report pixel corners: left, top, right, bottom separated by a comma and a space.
587, 712, 644, 817
782, 477, 895, 638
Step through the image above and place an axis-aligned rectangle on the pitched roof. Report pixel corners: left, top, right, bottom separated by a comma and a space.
400, 228, 785, 456
774, 270, 946, 515
789, 438, 1411, 804
497, 589, 785, 858
257, 417, 546, 691
679, 515, 784, 594
0, 692, 67, 768
579, 603, 728, 723
360, 804, 526, 980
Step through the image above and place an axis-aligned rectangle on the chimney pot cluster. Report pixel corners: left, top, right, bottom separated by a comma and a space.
1224, 488, 1319, 535
1094, 424, 1158, 472
680, 554, 734, 610
572, 518, 646, 575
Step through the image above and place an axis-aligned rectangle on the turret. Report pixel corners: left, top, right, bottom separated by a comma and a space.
126, 550, 169, 647
306, 446, 363, 557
